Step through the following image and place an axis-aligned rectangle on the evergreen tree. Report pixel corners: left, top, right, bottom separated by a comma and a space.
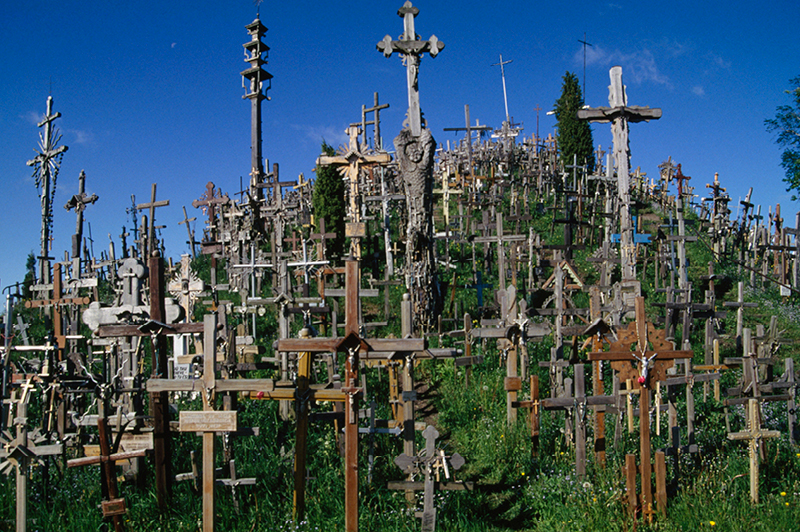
554, 71, 595, 175
765, 75, 800, 200
312, 142, 346, 260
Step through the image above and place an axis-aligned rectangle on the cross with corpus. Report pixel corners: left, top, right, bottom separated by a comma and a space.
64, 170, 99, 260
578, 66, 661, 281
377, 1, 444, 137
588, 296, 692, 522
316, 128, 391, 259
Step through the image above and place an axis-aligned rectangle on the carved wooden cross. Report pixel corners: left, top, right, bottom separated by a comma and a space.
588, 296, 691, 521
377, 1, 444, 137
316, 129, 391, 259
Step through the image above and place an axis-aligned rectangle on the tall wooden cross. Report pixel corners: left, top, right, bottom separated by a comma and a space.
275, 260, 425, 531
578, 66, 661, 281
588, 297, 692, 521
728, 398, 780, 503
178, 206, 198, 259
377, 1, 444, 137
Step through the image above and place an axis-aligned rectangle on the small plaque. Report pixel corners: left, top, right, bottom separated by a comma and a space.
402, 391, 417, 402
780, 285, 791, 297
504, 376, 522, 391
179, 410, 238, 433
345, 222, 367, 238
102, 498, 127, 517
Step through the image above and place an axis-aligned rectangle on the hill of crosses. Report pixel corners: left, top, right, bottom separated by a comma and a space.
2, 3, 799, 532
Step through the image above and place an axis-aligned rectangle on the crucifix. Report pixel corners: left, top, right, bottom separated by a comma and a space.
26, 96, 69, 286
316, 127, 391, 259
64, 170, 99, 261
377, 1, 444, 137
588, 297, 692, 522
274, 260, 425, 530
578, 66, 661, 282
135, 183, 170, 259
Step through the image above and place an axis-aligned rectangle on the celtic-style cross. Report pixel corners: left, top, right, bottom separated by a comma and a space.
377, 1, 444, 137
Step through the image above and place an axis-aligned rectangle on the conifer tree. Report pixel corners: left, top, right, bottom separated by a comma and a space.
554, 71, 595, 175
312, 142, 346, 260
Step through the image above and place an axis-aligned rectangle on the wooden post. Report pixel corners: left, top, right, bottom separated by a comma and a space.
293, 328, 312, 523
655, 450, 667, 517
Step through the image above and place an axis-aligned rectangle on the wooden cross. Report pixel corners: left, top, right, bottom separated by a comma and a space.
64, 170, 99, 259
146, 313, 275, 532
309, 216, 337, 261
1, 379, 63, 532
316, 127, 391, 259
388, 425, 471, 532
376, 1, 444, 137
178, 206, 198, 259
588, 297, 692, 521
67, 417, 148, 531
25, 262, 91, 351
728, 398, 780, 503
274, 260, 425, 531
578, 66, 661, 281
192, 182, 230, 248
135, 183, 170, 258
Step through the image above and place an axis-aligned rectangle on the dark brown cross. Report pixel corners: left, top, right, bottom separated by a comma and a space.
674, 164, 691, 197
588, 297, 692, 522
309, 217, 337, 259
67, 417, 148, 531
136, 183, 170, 258
64, 170, 99, 259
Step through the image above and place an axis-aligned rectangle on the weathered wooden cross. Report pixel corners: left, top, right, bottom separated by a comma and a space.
377, 1, 444, 137
727, 398, 781, 503
578, 66, 661, 281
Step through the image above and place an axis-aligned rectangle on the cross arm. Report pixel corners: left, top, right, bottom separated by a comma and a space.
577, 106, 662, 123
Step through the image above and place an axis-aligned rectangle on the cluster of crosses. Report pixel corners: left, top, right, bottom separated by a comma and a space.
3, 2, 799, 532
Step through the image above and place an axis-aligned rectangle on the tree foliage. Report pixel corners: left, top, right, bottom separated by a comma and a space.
312, 141, 346, 260
765, 75, 800, 200
554, 71, 595, 175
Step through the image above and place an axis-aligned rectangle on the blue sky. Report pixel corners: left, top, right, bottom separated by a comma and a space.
2, 0, 799, 290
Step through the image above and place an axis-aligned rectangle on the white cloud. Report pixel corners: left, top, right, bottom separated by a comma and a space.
23, 110, 43, 126
290, 123, 349, 151
67, 128, 93, 145
692, 86, 705, 97
579, 45, 670, 87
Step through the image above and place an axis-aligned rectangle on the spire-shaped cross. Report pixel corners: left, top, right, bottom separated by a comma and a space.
377, 1, 444, 137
